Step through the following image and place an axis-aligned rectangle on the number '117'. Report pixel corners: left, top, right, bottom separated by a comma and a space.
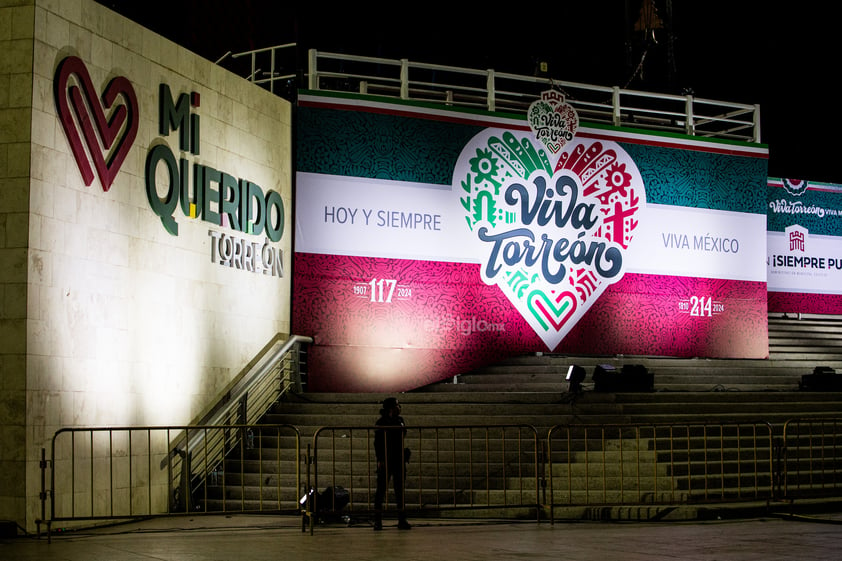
369, 278, 396, 303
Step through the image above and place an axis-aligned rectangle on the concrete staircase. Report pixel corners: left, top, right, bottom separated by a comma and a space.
419, 313, 842, 393
200, 313, 842, 519
200, 388, 842, 518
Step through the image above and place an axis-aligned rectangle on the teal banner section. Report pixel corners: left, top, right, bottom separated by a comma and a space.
622, 144, 768, 214
296, 106, 481, 184
767, 182, 842, 235
296, 105, 768, 213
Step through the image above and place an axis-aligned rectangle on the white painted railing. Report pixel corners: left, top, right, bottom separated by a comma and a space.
218, 43, 298, 95
306, 49, 761, 144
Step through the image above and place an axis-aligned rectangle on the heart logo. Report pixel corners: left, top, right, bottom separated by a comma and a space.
528, 289, 577, 331
454, 128, 645, 350
54, 56, 139, 192
527, 90, 579, 155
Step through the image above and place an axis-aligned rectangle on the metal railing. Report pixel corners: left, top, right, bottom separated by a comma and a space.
780, 418, 842, 500
164, 335, 311, 509
547, 422, 775, 523
39, 417, 842, 537
38, 334, 311, 539
306, 424, 541, 532
306, 49, 761, 143
218, 43, 298, 95
214, 44, 760, 142
169, 424, 302, 515
43, 424, 301, 536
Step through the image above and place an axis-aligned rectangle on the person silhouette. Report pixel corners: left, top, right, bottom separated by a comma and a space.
373, 397, 411, 530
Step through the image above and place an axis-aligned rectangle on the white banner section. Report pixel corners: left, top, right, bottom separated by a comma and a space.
295, 172, 766, 282
625, 203, 767, 282
295, 172, 477, 263
768, 230, 842, 294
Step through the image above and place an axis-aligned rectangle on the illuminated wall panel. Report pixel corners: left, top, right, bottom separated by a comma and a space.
294, 92, 769, 392
6, 0, 292, 530
767, 178, 842, 313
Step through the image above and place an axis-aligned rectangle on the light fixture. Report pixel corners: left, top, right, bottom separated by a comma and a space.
566, 365, 586, 393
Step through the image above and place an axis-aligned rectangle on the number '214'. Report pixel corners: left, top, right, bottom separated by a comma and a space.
690, 296, 712, 317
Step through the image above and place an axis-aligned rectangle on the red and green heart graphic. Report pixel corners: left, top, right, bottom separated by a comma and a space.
54, 56, 139, 192
453, 125, 645, 350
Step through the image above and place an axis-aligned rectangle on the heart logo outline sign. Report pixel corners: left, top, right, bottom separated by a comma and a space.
54, 56, 139, 192
527, 90, 578, 155
453, 96, 646, 350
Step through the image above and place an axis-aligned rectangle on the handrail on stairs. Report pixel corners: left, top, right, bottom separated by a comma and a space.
162, 334, 314, 510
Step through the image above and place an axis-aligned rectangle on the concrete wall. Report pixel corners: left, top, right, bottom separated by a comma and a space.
1, 0, 292, 530
0, 0, 35, 528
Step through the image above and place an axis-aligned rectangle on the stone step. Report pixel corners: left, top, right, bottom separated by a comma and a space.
460, 357, 842, 373
197, 499, 301, 512
272, 393, 842, 424
289, 387, 842, 406
196, 313, 842, 520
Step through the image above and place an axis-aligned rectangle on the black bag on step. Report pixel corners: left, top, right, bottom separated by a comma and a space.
317, 485, 350, 514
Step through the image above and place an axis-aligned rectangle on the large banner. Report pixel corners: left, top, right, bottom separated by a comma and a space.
294, 92, 769, 392
767, 178, 842, 313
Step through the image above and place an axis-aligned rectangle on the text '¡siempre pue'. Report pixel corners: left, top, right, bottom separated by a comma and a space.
770, 255, 842, 270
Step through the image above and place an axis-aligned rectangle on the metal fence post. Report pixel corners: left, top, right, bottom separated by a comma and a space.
486, 69, 496, 112
36, 447, 49, 540
308, 49, 319, 90
400, 59, 409, 99
612, 86, 621, 127
685, 94, 695, 136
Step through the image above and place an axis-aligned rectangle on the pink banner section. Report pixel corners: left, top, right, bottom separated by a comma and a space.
293, 253, 768, 392
768, 292, 842, 315
558, 275, 768, 359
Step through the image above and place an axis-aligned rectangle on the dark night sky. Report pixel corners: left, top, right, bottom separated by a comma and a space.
98, 1, 838, 184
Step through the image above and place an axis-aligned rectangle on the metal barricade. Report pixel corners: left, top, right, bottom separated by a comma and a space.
306, 425, 541, 532
47, 418, 838, 535
547, 422, 775, 523
780, 418, 842, 501
42, 424, 301, 539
